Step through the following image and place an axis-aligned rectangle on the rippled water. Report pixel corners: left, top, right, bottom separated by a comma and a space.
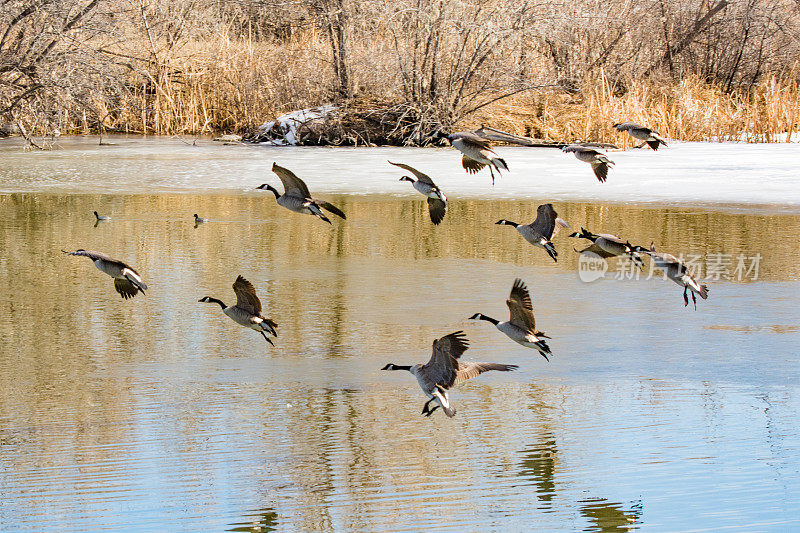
1, 138, 799, 532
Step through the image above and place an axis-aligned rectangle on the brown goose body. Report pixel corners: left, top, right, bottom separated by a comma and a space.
382, 331, 517, 417
63, 249, 147, 299
257, 163, 346, 224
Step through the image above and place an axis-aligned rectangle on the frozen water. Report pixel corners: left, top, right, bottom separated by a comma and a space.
1, 136, 798, 208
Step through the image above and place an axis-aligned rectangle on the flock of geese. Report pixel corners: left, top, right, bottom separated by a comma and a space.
68, 122, 706, 418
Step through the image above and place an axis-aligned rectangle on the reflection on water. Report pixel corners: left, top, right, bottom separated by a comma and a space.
228, 507, 278, 532
0, 192, 799, 531
518, 435, 558, 504
580, 498, 641, 533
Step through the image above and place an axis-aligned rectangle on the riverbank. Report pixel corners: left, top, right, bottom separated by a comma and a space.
6, 77, 800, 147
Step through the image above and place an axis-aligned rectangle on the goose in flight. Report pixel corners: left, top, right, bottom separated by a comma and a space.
469, 278, 553, 361
381, 331, 517, 417
495, 203, 570, 262
446, 132, 509, 185
198, 275, 278, 344
571, 227, 644, 269
389, 160, 447, 225
63, 249, 147, 299
562, 144, 614, 183
613, 122, 668, 150
256, 162, 346, 224
633, 243, 709, 309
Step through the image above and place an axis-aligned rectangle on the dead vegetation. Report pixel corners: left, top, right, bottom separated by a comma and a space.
1, 0, 800, 144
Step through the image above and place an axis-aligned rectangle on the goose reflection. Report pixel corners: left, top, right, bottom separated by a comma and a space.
227, 507, 278, 532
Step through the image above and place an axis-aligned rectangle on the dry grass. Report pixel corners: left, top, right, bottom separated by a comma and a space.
91, 33, 334, 136
470, 73, 800, 144
23, 31, 800, 143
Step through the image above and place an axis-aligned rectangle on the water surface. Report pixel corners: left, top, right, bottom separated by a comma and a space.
1, 139, 799, 532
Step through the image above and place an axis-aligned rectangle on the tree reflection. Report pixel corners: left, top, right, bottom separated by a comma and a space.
517, 434, 558, 504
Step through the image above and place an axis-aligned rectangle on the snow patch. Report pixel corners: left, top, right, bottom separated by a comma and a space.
257, 105, 337, 146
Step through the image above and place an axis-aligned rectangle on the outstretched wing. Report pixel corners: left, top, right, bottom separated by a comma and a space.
506, 278, 537, 333
63, 249, 136, 272
591, 161, 609, 183
427, 197, 446, 225
63, 249, 115, 263
271, 162, 311, 197
317, 200, 346, 220
453, 361, 518, 386
452, 131, 493, 149
575, 243, 615, 258
388, 161, 436, 186
423, 331, 470, 388
613, 121, 644, 132
114, 278, 141, 299
461, 155, 486, 174
531, 203, 557, 239
553, 217, 570, 238
232, 275, 262, 315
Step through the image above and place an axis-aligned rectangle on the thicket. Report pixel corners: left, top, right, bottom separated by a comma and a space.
1, 0, 799, 144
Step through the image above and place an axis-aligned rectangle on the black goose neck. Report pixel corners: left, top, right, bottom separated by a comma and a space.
480, 314, 500, 325
209, 297, 226, 309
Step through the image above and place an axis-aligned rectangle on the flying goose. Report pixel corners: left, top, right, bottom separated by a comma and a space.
256, 162, 346, 224
495, 203, 570, 262
381, 331, 517, 417
562, 144, 614, 183
446, 132, 509, 185
389, 160, 447, 225
613, 122, 668, 150
193, 213, 207, 227
571, 227, 644, 269
633, 243, 709, 309
62, 249, 147, 299
469, 278, 553, 360
198, 275, 278, 344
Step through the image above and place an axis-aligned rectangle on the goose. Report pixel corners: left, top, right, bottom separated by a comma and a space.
570, 227, 644, 269
613, 122, 668, 150
469, 278, 553, 360
193, 214, 207, 227
633, 243, 709, 309
388, 160, 447, 225
62, 249, 147, 299
93, 211, 110, 227
446, 132, 508, 185
256, 162, 346, 224
198, 275, 278, 344
562, 144, 614, 183
381, 331, 517, 417
495, 203, 570, 262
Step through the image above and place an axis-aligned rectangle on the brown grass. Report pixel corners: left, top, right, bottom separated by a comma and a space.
23, 32, 800, 143
470, 73, 800, 144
